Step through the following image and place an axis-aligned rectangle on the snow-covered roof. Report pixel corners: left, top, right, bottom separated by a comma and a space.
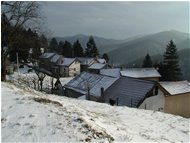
97, 59, 106, 64
159, 81, 190, 96
104, 77, 155, 107
90, 76, 118, 97
88, 63, 106, 70
40, 53, 56, 59
77, 57, 95, 66
59, 58, 76, 66
120, 68, 161, 78
64, 72, 117, 96
50, 54, 62, 64
100, 68, 121, 78
64, 72, 103, 94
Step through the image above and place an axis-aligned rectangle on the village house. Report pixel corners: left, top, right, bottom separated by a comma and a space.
88, 63, 106, 74
103, 77, 155, 107
59, 58, 80, 77
63, 72, 156, 107
139, 81, 190, 118
77, 57, 97, 72
120, 68, 161, 81
63, 72, 118, 100
39, 52, 80, 77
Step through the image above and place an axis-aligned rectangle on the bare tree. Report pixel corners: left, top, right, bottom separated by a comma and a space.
1, 1, 41, 28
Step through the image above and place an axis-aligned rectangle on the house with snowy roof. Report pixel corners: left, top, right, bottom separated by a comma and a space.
76, 57, 97, 72
139, 80, 190, 118
120, 68, 161, 81
88, 63, 107, 74
63, 72, 118, 100
103, 77, 155, 107
58, 58, 80, 77
76, 57, 108, 73
39, 52, 80, 77
63, 72, 156, 107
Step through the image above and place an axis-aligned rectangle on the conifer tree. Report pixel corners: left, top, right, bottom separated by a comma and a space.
85, 36, 99, 57
142, 53, 153, 68
162, 40, 182, 81
62, 40, 73, 57
49, 38, 58, 52
73, 40, 84, 57
102, 53, 109, 63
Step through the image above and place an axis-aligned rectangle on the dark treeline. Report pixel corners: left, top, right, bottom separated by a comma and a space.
2, 13, 48, 62
48, 35, 101, 58
141, 40, 182, 81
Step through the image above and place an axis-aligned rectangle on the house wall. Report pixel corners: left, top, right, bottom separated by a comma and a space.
142, 77, 159, 81
64, 88, 83, 98
68, 61, 80, 77
164, 93, 190, 118
139, 88, 165, 111
88, 69, 99, 74
139, 95, 165, 112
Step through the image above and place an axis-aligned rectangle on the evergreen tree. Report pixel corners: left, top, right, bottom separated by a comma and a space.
85, 36, 99, 57
142, 53, 153, 68
49, 38, 58, 52
62, 40, 73, 57
102, 53, 109, 63
73, 40, 84, 57
58, 41, 64, 54
163, 40, 182, 81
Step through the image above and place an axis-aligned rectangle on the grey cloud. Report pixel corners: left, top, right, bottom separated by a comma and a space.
41, 1, 189, 39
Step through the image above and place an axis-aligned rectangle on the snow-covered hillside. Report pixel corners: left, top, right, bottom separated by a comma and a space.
1, 82, 190, 142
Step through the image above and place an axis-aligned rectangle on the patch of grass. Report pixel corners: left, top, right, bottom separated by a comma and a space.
33, 97, 62, 107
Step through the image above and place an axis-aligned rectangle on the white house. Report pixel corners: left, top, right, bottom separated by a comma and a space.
139, 81, 190, 118
59, 58, 80, 77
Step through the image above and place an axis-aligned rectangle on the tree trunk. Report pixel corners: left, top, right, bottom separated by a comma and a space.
40, 79, 43, 91
1, 56, 6, 81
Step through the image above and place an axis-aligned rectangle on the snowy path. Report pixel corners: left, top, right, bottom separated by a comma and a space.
1, 82, 190, 142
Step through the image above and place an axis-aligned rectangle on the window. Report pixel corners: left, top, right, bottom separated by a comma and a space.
74, 68, 76, 71
155, 86, 158, 95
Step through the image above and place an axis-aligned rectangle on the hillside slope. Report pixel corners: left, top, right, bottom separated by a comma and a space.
107, 30, 189, 65
1, 82, 189, 142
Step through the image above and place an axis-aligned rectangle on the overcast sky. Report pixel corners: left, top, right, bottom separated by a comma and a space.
41, 1, 189, 39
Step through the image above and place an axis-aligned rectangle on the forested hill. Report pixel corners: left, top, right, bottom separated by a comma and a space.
53, 30, 190, 80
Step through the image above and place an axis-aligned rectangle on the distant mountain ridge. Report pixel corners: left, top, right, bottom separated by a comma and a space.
53, 30, 190, 80
54, 34, 124, 52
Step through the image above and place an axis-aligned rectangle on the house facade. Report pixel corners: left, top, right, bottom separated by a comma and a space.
139, 81, 190, 118
77, 57, 97, 72
59, 58, 80, 77
39, 52, 80, 77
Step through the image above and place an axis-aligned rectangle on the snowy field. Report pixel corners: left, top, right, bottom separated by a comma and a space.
1, 82, 190, 142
